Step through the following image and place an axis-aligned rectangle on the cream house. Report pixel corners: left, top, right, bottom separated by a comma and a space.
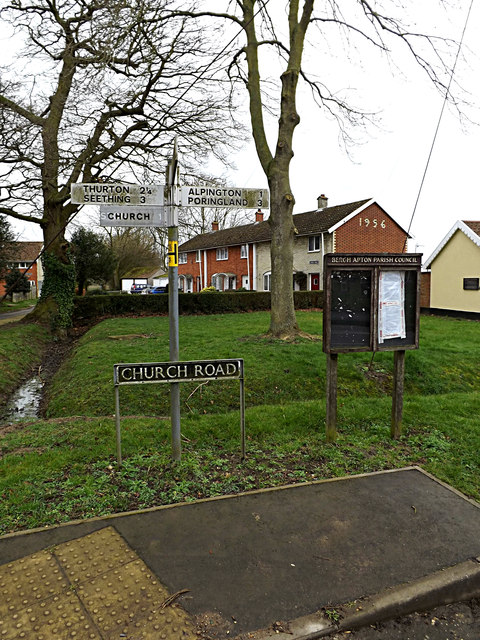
424, 221, 480, 313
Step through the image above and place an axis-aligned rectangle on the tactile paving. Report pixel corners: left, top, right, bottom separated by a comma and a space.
0, 592, 102, 639
0, 551, 69, 618
54, 526, 138, 585
0, 527, 196, 639
75, 558, 193, 638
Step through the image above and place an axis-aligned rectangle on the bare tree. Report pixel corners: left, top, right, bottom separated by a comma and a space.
104, 227, 161, 290
0, 0, 241, 331
175, 1, 459, 338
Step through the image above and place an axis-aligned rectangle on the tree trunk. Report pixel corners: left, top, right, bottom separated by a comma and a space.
268, 174, 299, 337
241, 1, 312, 339
26, 206, 75, 335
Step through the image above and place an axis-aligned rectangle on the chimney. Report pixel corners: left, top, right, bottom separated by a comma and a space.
317, 194, 328, 209
255, 209, 264, 222
211, 220, 219, 231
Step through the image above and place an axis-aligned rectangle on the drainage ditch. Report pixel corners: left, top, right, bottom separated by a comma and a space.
0, 374, 44, 424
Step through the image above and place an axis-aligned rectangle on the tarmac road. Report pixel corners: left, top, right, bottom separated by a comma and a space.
1, 467, 480, 640
332, 598, 480, 639
0, 305, 34, 325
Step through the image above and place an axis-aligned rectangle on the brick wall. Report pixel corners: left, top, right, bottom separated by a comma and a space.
420, 271, 431, 308
0, 263, 39, 297
334, 204, 408, 254
179, 245, 254, 291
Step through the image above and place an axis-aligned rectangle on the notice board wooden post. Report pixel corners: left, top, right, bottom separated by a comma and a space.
326, 353, 338, 442
391, 350, 405, 439
323, 253, 422, 442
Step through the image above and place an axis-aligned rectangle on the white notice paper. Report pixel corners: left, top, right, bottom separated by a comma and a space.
378, 271, 406, 343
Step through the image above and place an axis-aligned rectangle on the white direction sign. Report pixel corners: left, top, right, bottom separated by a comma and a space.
181, 186, 269, 209
71, 183, 164, 206
100, 205, 167, 227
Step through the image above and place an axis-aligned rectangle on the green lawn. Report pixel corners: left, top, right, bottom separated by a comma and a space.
0, 311, 479, 534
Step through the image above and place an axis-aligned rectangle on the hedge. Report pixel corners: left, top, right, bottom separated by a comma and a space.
73, 290, 324, 323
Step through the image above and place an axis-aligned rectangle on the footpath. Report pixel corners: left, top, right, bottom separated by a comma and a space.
1, 466, 479, 639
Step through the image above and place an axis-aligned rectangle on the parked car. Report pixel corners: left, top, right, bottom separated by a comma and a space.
130, 283, 148, 294
140, 286, 154, 294
148, 285, 168, 294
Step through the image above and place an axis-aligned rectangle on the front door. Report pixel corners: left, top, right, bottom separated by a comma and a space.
311, 273, 320, 290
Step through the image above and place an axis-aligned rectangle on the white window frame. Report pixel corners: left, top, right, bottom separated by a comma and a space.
240, 244, 248, 258
216, 247, 228, 261
179, 252, 187, 264
195, 250, 201, 263
263, 271, 271, 291
308, 236, 321, 252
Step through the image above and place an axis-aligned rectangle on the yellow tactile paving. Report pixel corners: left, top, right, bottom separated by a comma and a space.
0, 551, 69, 618
0, 591, 101, 640
54, 526, 138, 585
0, 527, 196, 639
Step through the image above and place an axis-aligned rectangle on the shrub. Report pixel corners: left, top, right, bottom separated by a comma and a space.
73, 290, 323, 322
5, 269, 31, 294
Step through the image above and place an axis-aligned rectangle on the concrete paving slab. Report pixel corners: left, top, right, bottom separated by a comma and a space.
1, 467, 479, 638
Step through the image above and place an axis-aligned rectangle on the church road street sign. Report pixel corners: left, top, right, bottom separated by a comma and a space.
113, 358, 246, 463
114, 359, 243, 385
100, 205, 166, 227
71, 183, 164, 206
181, 186, 269, 209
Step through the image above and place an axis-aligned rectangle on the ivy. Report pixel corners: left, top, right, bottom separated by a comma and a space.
40, 252, 76, 330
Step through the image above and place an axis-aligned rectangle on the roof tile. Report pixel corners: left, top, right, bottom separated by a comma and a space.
179, 199, 371, 251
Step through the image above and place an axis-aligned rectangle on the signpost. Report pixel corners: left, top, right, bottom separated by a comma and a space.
181, 186, 269, 209
71, 183, 164, 206
166, 143, 181, 461
99, 205, 166, 227
72, 144, 269, 463
113, 359, 245, 464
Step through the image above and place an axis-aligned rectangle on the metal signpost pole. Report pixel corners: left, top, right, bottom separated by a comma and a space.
166, 142, 181, 461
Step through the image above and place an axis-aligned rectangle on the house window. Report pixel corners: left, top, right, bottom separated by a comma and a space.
216, 247, 228, 260
240, 244, 248, 258
308, 236, 321, 252
212, 274, 222, 290
463, 277, 479, 291
179, 252, 187, 264
195, 250, 201, 263
263, 272, 271, 291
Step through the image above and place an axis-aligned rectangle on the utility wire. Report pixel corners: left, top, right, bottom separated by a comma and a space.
405, 0, 474, 246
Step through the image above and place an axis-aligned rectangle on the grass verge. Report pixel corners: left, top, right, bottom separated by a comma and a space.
0, 311, 479, 534
0, 323, 50, 405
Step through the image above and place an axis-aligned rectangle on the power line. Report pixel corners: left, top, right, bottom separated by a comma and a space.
405, 0, 474, 245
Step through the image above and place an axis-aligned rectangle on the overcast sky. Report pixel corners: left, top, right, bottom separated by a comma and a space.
8, 1, 479, 264
225, 0, 480, 263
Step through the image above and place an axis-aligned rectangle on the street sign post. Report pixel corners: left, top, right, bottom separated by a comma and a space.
71, 183, 164, 206
181, 186, 269, 209
99, 205, 166, 227
166, 142, 181, 461
113, 359, 245, 465
73, 147, 265, 463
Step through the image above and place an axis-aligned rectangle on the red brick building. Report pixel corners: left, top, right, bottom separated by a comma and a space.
0, 241, 43, 297
178, 197, 409, 292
